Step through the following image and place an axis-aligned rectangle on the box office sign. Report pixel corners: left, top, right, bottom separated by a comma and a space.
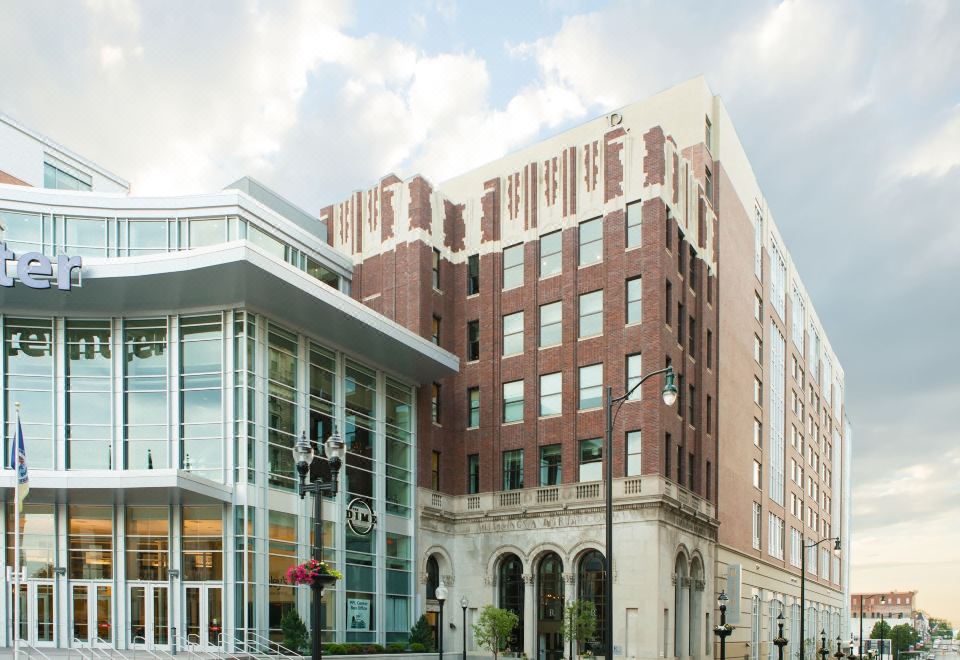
346, 498, 377, 536
1, 246, 83, 290
348, 598, 370, 631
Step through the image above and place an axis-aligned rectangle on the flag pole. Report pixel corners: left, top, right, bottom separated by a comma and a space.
13, 401, 21, 659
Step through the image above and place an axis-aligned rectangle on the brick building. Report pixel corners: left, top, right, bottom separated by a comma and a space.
325, 77, 852, 660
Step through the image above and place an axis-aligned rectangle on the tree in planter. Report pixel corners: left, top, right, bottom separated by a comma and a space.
561, 600, 597, 659
280, 607, 311, 654
473, 605, 519, 660
411, 614, 437, 652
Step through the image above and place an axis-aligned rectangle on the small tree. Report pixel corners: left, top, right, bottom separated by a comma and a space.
280, 607, 310, 653
561, 600, 598, 658
410, 614, 437, 652
871, 621, 892, 641
473, 605, 519, 660
889, 623, 918, 660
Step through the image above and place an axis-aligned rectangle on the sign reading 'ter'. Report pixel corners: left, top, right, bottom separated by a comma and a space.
345, 498, 377, 536
1, 244, 83, 291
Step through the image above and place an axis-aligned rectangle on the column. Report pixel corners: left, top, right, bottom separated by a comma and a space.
523, 573, 535, 659
563, 573, 576, 659
680, 577, 691, 660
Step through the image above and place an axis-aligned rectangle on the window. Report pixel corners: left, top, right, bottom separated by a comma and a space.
753, 460, 762, 489
626, 200, 642, 248
539, 444, 562, 486
626, 431, 642, 476
707, 273, 713, 304
579, 364, 603, 410
467, 254, 480, 295
502, 380, 524, 423
44, 160, 92, 191
665, 281, 673, 325
427, 453, 442, 493
467, 454, 480, 494
431, 383, 441, 424
502, 449, 524, 490
705, 116, 712, 151
754, 334, 763, 364
579, 438, 602, 482
688, 384, 696, 426
688, 452, 695, 490
467, 387, 480, 428
579, 290, 603, 338
768, 513, 784, 559
754, 206, 764, 280
752, 502, 762, 549
432, 248, 441, 290
539, 301, 562, 348
706, 330, 713, 369
754, 377, 763, 405
665, 433, 672, 476
626, 277, 642, 324
706, 395, 712, 434
706, 460, 712, 501
677, 304, 685, 345
626, 354, 642, 400
677, 444, 683, 483
503, 243, 524, 290
503, 311, 524, 356
467, 320, 480, 361
666, 212, 673, 250
540, 230, 562, 278
678, 231, 685, 275
704, 166, 713, 203
539, 372, 562, 417
688, 316, 696, 357
754, 419, 763, 447
689, 246, 697, 288
579, 217, 603, 266
771, 242, 787, 320
754, 292, 762, 322
431, 315, 441, 345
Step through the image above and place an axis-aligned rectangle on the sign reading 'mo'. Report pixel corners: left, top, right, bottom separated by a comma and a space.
345, 498, 377, 536
1, 244, 83, 291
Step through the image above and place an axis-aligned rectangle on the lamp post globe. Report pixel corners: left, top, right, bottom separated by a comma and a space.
293, 431, 315, 469
661, 369, 678, 406
460, 597, 469, 660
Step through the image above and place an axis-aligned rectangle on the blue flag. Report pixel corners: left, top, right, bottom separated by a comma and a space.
10, 416, 28, 506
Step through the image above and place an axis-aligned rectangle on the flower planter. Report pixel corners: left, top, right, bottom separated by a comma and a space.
286, 558, 344, 587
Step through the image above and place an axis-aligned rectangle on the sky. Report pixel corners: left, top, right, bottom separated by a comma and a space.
2, 0, 959, 624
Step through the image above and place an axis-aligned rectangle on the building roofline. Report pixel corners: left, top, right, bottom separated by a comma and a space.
0, 110, 130, 189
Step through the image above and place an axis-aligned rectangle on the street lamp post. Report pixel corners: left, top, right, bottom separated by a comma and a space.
859, 596, 865, 660
604, 366, 676, 660
774, 612, 788, 660
800, 536, 841, 660
713, 592, 733, 660
820, 630, 830, 660
436, 581, 448, 660
878, 596, 887, 660
461, 596, 469, 660
294, 430, 346, 660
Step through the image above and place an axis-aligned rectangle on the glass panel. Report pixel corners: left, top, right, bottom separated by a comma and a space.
185, 587, 200, 641
154, 586, 169, 645
189, 218, 226, 248
182, 506, 223, 581
5, 318, 54, 468
6, 503, 56, 578
128, 220, 168, 255
97, 586, 112, 643
208, 587, 223, 646
69, 505, 113, 580
74, 585, 89, 642
36, 584, 55, 641
130, 587, 146, 645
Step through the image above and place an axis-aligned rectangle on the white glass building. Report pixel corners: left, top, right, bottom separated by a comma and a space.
0, 183, 457, 652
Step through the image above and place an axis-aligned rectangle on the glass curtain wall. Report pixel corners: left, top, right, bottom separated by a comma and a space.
65, 320, 113, 469
4, 317, 54, 468
385, 378, 413, 518
267, 325, 299, 490
180, 315, 224, 481
124, 319, 168, 470
268, 511, 298, 640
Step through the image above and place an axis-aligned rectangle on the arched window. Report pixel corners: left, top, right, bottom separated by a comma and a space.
538, 553, 564, 660
426, 555, 439, 600
751, 595, 761, 660
674, 555, 689, 657
499, 554, 524, 653
690, 557, 704, 659
578, 550, 606, 656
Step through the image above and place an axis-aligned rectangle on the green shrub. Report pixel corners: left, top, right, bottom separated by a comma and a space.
410, 643, 427, 653
365, 645, 386, 654
325, 643, 348, 655
344, 644, 364, 655
280, 608, 310, 653
387, 643, 407, 653
409, 615, 435, 652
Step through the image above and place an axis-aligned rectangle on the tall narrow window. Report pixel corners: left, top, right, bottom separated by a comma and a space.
665, 433, 672, 477
467, 387, 480, 428
666, 212, 672, 250
467, 254, 480, 295
626, 431, 642, 476
688, 452, 695, 491
503, 243, 524, 290
432, 248, 441, 290
665, 281, 673, 325
688, 384, 696, 427
706, 329, 713, 369
706, 461, 712, 501
182, 315, 225, 482
124, 319, 167, 470
579, 438, 602, 482
626, 277, 642, 324
502, 380, 524, 423
431, 383, 441, 424
677, 304, 684, 346
431, 451, 440, 490
689, 246, 697, 288
431, 315, 441, 345
688, 317, 696, 357
752, 502, 761, 549
539, 445, 562, 486
705, 116, 712, 151
704, 166, 713, 203
579, 217, 603, 266
540, 230, 562, 278
503, 311, 524, 356
540, 301, 562, 347
67, 320, 113, 470
578, 364, 603, 410
467, 320, 480, 361
502, 449, 524, 490
626, 354, 642, 401
540, 372, 562, 417
579, 290, 604, 338
753, 460, 762, 489
467, 454, 480, 494
626, 200, 642, 248
706, 395, 712, 434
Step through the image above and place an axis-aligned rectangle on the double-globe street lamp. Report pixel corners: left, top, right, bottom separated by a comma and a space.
294, 430, 346, 660
604, 365, 677, 660
800, 536, 841, 660
773, 612, 788, 660
713, 591, 733, 660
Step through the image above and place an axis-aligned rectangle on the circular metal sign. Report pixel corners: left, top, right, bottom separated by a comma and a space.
346, 498, 377, 536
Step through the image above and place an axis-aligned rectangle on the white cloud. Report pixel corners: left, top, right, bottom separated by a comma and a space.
900, 107, 960, 178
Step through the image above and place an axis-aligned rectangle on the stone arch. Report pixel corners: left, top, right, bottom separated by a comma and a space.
497, 552, 526, 653
529, 541, 568, 569
422, 544, 455, 578
568, 540, 604, 566
576, 549, 607, 656
689, 554, 705, 659
486, 544, 529, 579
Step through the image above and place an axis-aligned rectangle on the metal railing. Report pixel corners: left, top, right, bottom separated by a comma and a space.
244, 630, 304, 658
71, 638, 94, 660
16, 641, 53, 660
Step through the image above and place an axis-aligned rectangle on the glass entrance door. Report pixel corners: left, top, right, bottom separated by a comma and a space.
128, 585, 169, 648
72, 583, 113, 646
9, 582, 55, 646
184, 585, 223, 649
